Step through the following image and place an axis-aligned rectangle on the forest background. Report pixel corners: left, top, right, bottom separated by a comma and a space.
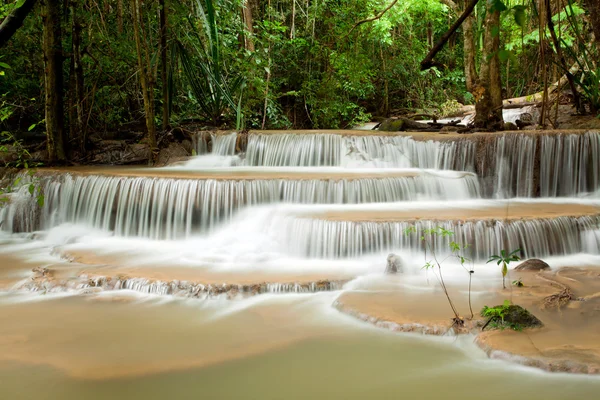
0, 0, 599, 163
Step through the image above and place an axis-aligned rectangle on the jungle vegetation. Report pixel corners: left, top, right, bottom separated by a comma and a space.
0, 0, 599, 163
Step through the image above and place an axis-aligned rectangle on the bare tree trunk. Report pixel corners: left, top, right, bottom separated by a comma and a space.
420, 0, 480, 70
70, 0, 85, 154
290, 0, 296, 39
441, 0, 477, 94
0, 0, 38, 48
462, 11, 477, 92
241, 0, 255, 51
131, 0, 157, 162
42, 0, 67, 162
159, 0, 169, 131
474, 7, 503, 128
117, 0, 124, 34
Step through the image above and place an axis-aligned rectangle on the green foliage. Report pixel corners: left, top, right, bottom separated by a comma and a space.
481, 300, 526, 331
175, 0, 245, 127
488, 249, 521, 289
1, 0, 598, 133
481, 300, 511, 320
0, 131, 44, 207
480, 300, 522, 330
512, 278, 524, 287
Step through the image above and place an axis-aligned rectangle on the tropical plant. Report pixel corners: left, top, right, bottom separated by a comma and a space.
176, 0, 245, 127
480, 300, 517, 330
405, 226, 473, 325
480, 300, 530, 331
512, 278, 524, 287
487, 248, 521, 289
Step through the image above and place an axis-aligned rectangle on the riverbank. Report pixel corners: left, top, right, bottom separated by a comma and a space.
334, 267, 600, 374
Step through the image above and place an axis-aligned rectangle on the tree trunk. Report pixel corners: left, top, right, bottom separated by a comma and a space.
585, 0, 600, 44
117, 0, 124, 34
290, 0, 296, 39
420, 0, 480, 71
42, 0, 67, 162
70, 0, 85, 154
242, 0, 255, 51
0, 0, 38, 48
159, 0, 170, 131
131, 0, 157, 162
462, 11, 477, 92
474, 7, 503, 128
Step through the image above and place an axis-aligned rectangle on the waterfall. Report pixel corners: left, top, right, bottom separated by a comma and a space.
245, 134, 343, 166
279, 215, 600, 260
348, 135, 476, 170
1, 172, 480, 239
195, 130, 600, 198
492, 134, 537, 198
242, 133, 476, 169
212, 132, 238, 155
539, 131, 600, 197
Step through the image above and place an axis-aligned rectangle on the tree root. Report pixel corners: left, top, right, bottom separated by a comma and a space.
537, 273, 583, 310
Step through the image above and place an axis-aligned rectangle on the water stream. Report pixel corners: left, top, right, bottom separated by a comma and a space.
1, 130, 599, 397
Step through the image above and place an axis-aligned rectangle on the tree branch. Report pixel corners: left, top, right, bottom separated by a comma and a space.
420, 0, 480, 71
0, 0, 38, 48
345, 0, 400, 37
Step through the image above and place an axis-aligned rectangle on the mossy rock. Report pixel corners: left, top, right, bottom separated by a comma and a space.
378, 119, 406, 131
482, 304, 543, 331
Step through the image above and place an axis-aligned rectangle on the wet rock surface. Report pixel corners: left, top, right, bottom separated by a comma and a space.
515, 259, 551, 271
18, 271, 348, 299
385, 253, 404, 274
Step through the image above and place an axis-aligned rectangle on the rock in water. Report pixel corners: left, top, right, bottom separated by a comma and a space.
385, 254, 404, 274
483, 305, 543, 330
504, 305, 543, 328
515, 259, 551, 271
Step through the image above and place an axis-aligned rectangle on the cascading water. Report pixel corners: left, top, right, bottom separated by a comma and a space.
192, 130, 600, 198
0, 171, 480, 238
278, 214, 600, 260
491, 134, 537, 198
243, 133, 477, 169
0, 129, 599, 287
539, 131, 600, 197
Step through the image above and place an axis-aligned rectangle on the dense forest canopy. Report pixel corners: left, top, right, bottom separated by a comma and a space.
0, 0, 598, 163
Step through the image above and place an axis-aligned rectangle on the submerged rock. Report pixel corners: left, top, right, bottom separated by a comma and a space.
515, 259, 551, 271
385, 254, 404, 274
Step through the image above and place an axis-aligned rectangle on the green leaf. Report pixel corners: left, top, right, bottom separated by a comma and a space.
28, 124, 36, 131
0, 62, 11, 69
513, 5, 527, 27
498, 49, 511, 63
490, 0, 507, 12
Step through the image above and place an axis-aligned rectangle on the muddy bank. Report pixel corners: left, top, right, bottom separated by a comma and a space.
334, 267, 600, 374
